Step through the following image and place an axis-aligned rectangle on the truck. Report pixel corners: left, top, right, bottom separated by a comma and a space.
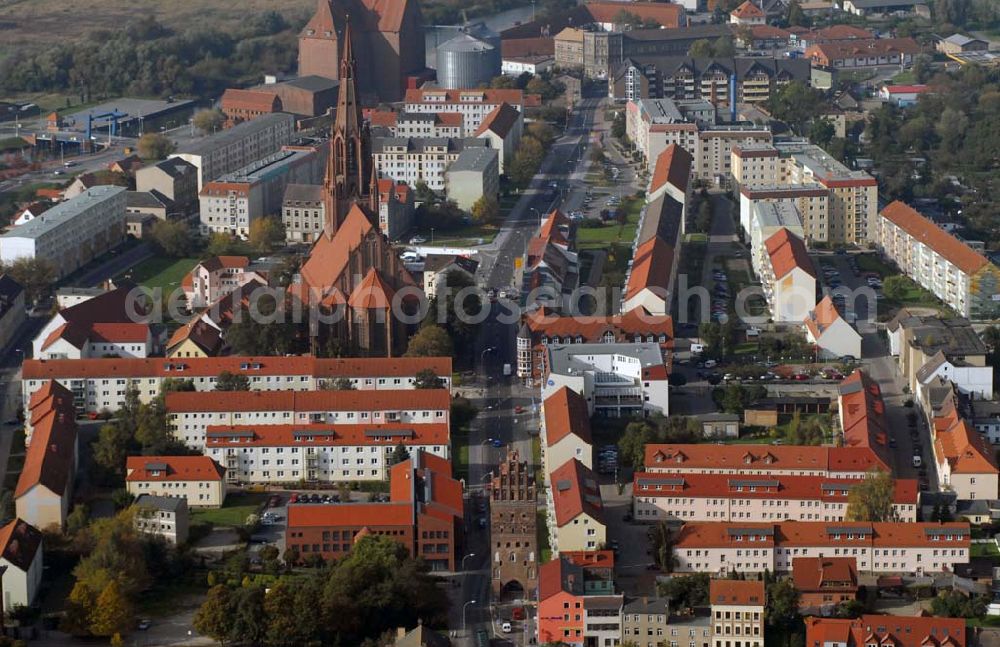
503, 363, 512, 377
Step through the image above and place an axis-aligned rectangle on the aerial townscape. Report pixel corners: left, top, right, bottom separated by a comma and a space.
0, 0, 998, 645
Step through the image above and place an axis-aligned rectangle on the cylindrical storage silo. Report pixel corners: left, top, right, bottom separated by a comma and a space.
436, 33, 501, 89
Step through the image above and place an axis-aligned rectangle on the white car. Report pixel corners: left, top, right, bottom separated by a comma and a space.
502, 622, 512, 633
410, 236, 427, 244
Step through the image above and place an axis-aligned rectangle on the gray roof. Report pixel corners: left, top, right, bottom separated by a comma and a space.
847, 0, 924, 7
623, 24, 731, 43
283, 183, 324, 204
373, 137, 487, 155
899, 314, 987, 357
943, 34, 985, 46
2, 186, 125, 240
624, 596, 670, 615
637, 193, 683, 247
150, 156, 197, 180
620, 55, 810, 84
439, 32, 496, 53
447, 146, 498, 174
126, 191, 169, 210
547, 341, 665, 376
701, 412, 740, 422
211, 149, 315, 186
135, 494, 186, 513
175, 112, 294, 156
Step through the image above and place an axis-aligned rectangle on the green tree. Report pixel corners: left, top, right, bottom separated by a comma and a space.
216, 370, 251, 391
470, 195, 500, 224
881, 275, 909, 301
192, 108, 225, 134
611, 112, 626, 140
695, 200, 713, 233
414, 368, 444, 389
688, 39, 713, 58
193, 585, 234, 645
249, 215, 285, 253
111, 489, 134, 510
787, 0, 808, 25
845, 469, 897, 522
618, 420, 656, 468
327, 376, 356, 390
766, 81, 824, 135
90, 580, 134, 638
66, 503, 90, 535
230, 586, 267, 645
4, 257, 57, 304
657, 573, 710, 609
92, 422, 132, 482
766, 580, 800, 628
404, 324, 453, 357
931, 590, 987, 618
713, 35, 735, 57
391, 443, 410, 465
650, 521, 676, 572
509, 136, 545, 187
137, 133, 175, 160
810, 119, 836, 148
205, 232, 243, 257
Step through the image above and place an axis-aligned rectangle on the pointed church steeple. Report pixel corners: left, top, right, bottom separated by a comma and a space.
323, 17, 374, 238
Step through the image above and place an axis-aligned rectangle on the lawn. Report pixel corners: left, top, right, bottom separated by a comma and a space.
412, 224, 498, 246
576, 199, 642, 250
190, 492, 266, 527
971, 541, 1000, 558
855, 253, 896, 277
537, 510, 552, 564
892, 70, 916, 84
119, 256, 198, 295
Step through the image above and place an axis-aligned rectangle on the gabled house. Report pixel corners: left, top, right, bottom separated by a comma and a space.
126, 456, 227, 508
730, 0, 766, 25
541, 387, 593, 476
474, 102, 523, 175
804, 295, 862, 360
547, 458, 605, 554
0, 518, 43, 608
761, 228, 816, 322
537, 551, 620, 647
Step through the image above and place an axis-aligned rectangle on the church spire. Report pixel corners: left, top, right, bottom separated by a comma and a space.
322, 16, 373, 238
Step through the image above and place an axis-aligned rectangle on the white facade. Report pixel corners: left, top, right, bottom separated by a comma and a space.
805, 313, 862, 360
404, 89, 525, 137
501, 57, 554, 76
917, 357, 993, 401
749, 202, 804, 276
373, 137, 490, 192
0, 186, 126, 279
0, 539, 42, 609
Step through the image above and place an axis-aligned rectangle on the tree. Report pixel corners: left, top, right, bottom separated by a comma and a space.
470, 195, 500, 225
931, 590, 987, 618
66, 503, 90, 535
249, 216, 285, 253
766, 81, 824, 136
912, 54, 933, 84
404, 324, 453, 357
787, 0, 808, 25
327, 376, 356, 390
845, 469, 897, 522
713, 35, 735, 57
111, 489, 134, 510
766, 580, 800, 628
695, 199, 713, 233
650, 521, 676, 572
689, 39, 713, 58
4, 257, 56, 304
192, 108, 225, 134
618, 421, 656, 468
414, 368, 444, 389
611, 112, 626, 140
508, 136, 545, 187
92, 422, 132, 482
881, 275, 908, 301
137, 133, 175, 160
390, 442, 410, 465
657, 573, 710, 609
230, 586, 267, 645
194, 585, 234, 645
90, 580, 134, 638
216, 370, 251, 391
205, 232, 243, 257
810, 119, 836, 148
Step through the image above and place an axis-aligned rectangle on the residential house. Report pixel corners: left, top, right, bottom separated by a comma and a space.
520, 210, 579, 310
632, 472, 918, 523
537, 551, 620, 647
125, 456, 227, 508
135, 157, 199, 217
806, 38, 921, 69
421, 254, 479, 301
803, 615, 966, 647
181, 255, 268, 309
877, 201, 1000, 320
879, 84, 930, 106
841, 0, 928, 16
134, 494, 190, 545
474, 102, 523, 175
443, 146, 500, 211
644, 443, 889, 478
284, 451, 463, 571
392, 623, 451, 647
700, 413, 740, 439
760, 228, 816, 323
548, 458, 606, 554
710, 579, 765, 647
372, 136, 491, 193
804, 296, 862, 360
737, 183, 829, 246
928, 384, 999, 502
673, 521, 971, 575
376, 178, 415, 241
937, 34, 989, 55
0, 519, 43, 609
15, 380, 77, 529
403, 88, 525, 137
792, 556, 859, 615
165, 318, 225, 358
730, 1, 766, 24
281, 183, 326, 243
541, 387, 594, 477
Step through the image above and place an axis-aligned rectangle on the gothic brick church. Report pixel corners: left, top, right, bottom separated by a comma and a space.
298, 0, 426, 103
292, 22, 418, 358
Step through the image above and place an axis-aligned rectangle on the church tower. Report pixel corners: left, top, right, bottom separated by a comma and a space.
323, 18, 378, 237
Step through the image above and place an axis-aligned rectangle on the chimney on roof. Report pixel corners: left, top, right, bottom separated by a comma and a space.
397, 627, 406, 638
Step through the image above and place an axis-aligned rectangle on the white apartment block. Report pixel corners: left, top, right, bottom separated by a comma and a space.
673, 522, 971, 576
171, 112, 296, 190
758, 228, 817, 323
877, 201, 1000, 320
372, 137, 491, 192
199, 147, 323, 237
739, 184, 830, 244
542, 342, 670, 418
0, 186, 126, 279
697, 127, 773, 182
165, 389, 451, 449
632, 473, 918, 524
204, 423, 450, 484
21, 356, 453, 417
403, 88, 525, 137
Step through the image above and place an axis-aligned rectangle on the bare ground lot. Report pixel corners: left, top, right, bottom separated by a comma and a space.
0, 0, 315, 56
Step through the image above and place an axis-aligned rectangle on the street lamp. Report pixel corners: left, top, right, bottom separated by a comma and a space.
462, 553, 476, 570
463, 600, 477, 632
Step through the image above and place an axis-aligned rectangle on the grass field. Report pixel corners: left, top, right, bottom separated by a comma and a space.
537, 510, 552, 564
191, 492, 266, 527
972, 541, 1000, 558
576, 199, 642, 250
120, 256, 198, 295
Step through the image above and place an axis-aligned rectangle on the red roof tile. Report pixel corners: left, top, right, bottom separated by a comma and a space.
586, 1, 684, 27
881, 201, 988, 275
205, 422, 449, 448
765, 228, 815, 279
125, 455, 225, 482
550, 458, 603, 526
649, 144, 692, 196
164, 388, 450, 413
543, 387, 592, 447
625, 235, 674, 300
711, 579, 764, 606
16, 381, 76, 499
731, 0, 765, 18
804, 615, 966, 647
792, 556, 858, 593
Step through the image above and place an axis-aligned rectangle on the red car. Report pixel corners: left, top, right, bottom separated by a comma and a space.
793, 373, 810, 381
289, 494, 299, 504
512, 607, 526, 621
514, 405, 524, 414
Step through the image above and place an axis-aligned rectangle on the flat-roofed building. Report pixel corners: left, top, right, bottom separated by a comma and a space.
0, 186, 126, 279
444, 146, 500, 210
739, 183, 830, 245
171, 112, 296, 190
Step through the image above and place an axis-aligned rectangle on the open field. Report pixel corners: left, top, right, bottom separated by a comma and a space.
0, 0, 315, 57
191, 492, 267, 527
119, 256, 198, 294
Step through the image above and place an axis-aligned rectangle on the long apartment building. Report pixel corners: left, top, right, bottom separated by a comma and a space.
672, 521, 971, 575
199, 146, 324, 237
203, 422, 450, 484
877, 201, 1000, 320
731, 141, 877, 245
21, 356, 452, 416
165, 388, 451, 449
403, 88, 525, 136
804, 615, 967, 647
739, 183, 829, 245
757, 227, 817, 323
285, 451, 463, 571
633, 472, 918, 523
0, 186, 126, 279
625, 99, 771, 181
644, 443, 890, 478
171, 112, 296, 189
